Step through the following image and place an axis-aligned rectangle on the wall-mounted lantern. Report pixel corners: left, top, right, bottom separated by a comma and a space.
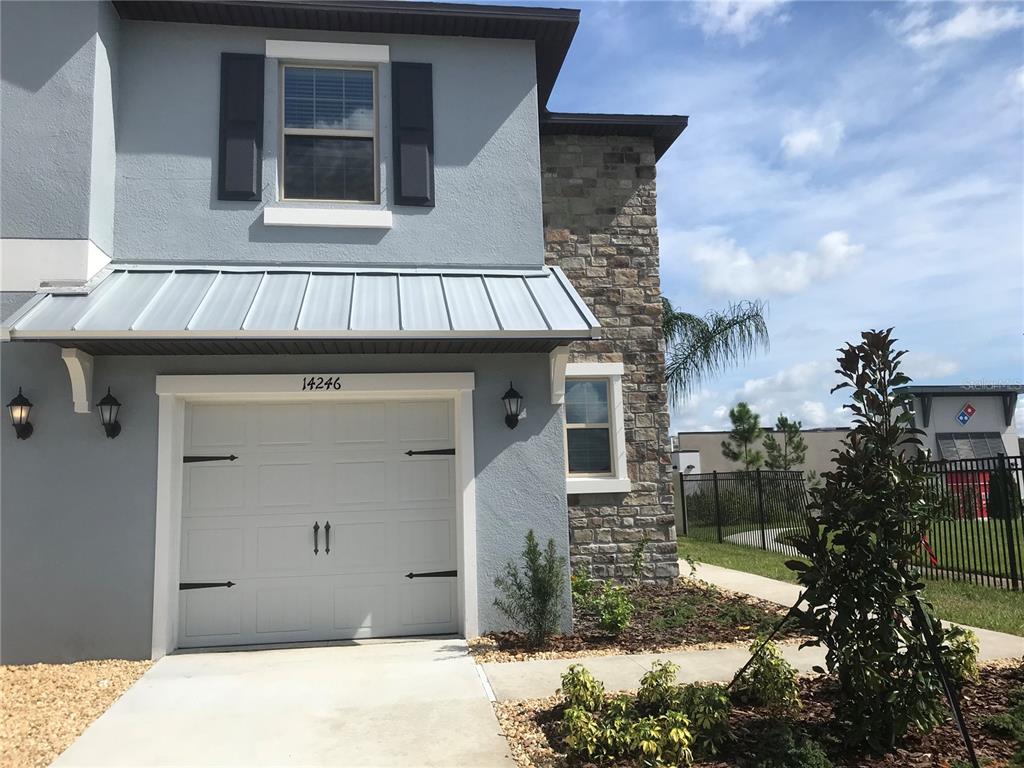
502, 382, 524, 429
97, 388, 122, 438
6, 388, 33, 440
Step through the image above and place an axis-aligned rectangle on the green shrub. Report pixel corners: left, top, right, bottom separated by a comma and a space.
570, 565, 594, 607
559, 664, 695, 767
631, 531, 651, 581
715, 601, 764, 627
750, 723, 832, 768
982, 686, 1024, 766
493, 530, 566, 647
651, 596, 697, 631
560, 664, 605, 712
786, 330, 952, 751
593, 582, 634, 634
942, 626, 980, 684
677, 682, 731, 756
637, 660, 681, 715
731, 639, 800, 717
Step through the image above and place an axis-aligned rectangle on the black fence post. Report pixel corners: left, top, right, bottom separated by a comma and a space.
996, 453, 1021, 592
756, 469, 767, 550
712, 470, 723, 543
678, 471, 689, 537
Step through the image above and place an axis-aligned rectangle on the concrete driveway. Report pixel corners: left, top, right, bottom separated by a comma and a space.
54, 638, 513, 767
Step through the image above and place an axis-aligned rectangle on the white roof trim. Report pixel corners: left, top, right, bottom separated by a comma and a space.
5, 264, 601, 342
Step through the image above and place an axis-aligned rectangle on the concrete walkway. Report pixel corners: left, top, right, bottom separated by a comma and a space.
688, 561, 1024, 661
482, 642, 826, 701
54, 638, 512, 767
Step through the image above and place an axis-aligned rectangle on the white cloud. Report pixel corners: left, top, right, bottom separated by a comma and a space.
740, 361, 829, 399
1016, 67, 1024, 92
781, 120, 845, 158
689, 0, 790, 43
892, 3, 1024, 49
688, 230, 864, 296
799, 400, 829, 427
903, 352, 961, 381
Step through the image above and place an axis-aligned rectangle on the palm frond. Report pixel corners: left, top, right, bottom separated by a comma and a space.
663, 298, 769, 403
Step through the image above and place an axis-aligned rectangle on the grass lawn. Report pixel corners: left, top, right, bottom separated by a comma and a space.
678, 537, 1024, 637
925, 517, 1023, 579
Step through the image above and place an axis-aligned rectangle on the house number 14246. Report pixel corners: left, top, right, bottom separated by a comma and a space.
301, 375, 343, 391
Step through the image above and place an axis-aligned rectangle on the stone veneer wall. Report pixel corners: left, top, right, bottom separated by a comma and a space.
541, 134, 678, 582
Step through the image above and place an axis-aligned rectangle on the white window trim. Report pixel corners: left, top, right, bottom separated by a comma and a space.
266, 40, 389, 64
262, 206, 392, 228
564, 362, 631, 495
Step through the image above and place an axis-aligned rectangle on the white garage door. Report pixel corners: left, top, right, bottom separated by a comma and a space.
178, 399, 458, 648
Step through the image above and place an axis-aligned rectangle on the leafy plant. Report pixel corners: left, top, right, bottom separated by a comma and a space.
731, 639, 800, 717
571, 566, 595, 611
749, 723, 832, 768
637, 660, 681, 714
651, 596, 697, 631
982, 686, 1024, 766
593, 581, 634, 634
721, 402, 764, 469
561, 663, 704, 765
764, 414, 808, 470
942, 626, 980, 684
493, 530, 566, 647
786, 329, 950, 752
560, 663, 606, 712
662, 297, 769, 404
677, 682, 731, 756
631, 530, 651, 582
715, 601, 764, 628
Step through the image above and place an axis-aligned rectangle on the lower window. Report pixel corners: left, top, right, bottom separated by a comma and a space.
283, 136, 375, 202
563, 363, 632, 494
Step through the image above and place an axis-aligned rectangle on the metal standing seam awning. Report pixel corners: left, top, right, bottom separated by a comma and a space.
3, 264, 601, 355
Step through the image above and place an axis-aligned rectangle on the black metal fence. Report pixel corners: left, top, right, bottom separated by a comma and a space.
677, 469, 809, 556
677, 456, 1024, 592
916, 456, 1023, 591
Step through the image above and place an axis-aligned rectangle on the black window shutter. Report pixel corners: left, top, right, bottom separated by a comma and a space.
391, 62, 434, 207
218, 53, 264, 201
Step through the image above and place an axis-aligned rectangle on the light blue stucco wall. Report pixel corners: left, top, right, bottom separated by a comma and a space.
0, 1, 110, 249
113, 21, 545, 267
0, 343, 570, 663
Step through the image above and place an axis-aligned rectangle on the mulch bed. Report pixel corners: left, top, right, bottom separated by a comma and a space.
495, 661, 1024, 768
1, 659, 152, 768
472, 579, 802, 663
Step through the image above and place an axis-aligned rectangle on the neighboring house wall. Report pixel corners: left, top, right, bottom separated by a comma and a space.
0, 342, 570, 663
542, 134, 677, 582
675, 428, 848, 475
112, 21, 543, 268
911, 394, 1020, 459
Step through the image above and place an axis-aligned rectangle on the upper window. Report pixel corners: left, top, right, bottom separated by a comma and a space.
281, 65, 377, 203
565, 379, 613, 476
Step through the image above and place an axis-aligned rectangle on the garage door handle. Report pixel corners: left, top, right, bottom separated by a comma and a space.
324, 521, 331, 554
313, 521, 320, 555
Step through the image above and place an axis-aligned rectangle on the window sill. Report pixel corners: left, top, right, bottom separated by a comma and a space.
566, 477, 632, 495
263, 206, 393, 229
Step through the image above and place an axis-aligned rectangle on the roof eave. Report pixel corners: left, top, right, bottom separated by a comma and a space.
541, 112, 689, 159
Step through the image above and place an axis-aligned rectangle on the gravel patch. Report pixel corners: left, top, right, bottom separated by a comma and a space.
1, 659, 151, 768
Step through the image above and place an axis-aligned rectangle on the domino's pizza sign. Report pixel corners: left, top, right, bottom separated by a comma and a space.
956, 402, 976, 425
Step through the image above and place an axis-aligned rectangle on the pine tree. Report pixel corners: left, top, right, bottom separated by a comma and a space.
763, 414, 808, 470
721, 402, 764, 469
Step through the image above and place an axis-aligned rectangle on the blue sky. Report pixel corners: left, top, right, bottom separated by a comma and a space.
541, 1, 1023, 433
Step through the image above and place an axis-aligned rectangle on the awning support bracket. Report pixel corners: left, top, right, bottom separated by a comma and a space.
549, 345, 570, 405
61, 348, 94, 414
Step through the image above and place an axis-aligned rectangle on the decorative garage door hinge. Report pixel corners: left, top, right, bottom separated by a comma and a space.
404, 570, 457, 579
183, 455, 239, 464
404, 448, 455, 456
179, 581, 236, 590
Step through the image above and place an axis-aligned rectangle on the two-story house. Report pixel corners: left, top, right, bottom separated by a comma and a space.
0, 0, 686, 663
